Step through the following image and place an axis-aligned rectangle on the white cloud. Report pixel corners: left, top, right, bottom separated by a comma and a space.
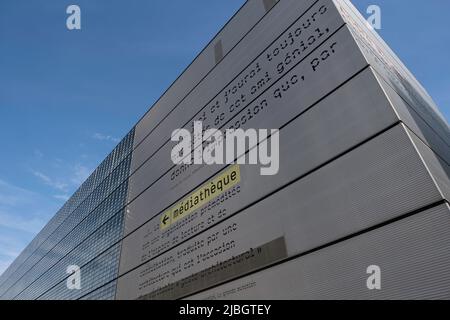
0, 211, 48, 234
0, 180, 58, 276
0, 232, 32, 276
0, 193, 21, 207
93, 132, 120, 143
31, 170, 69, 192
70, 164, 93, 186
0, 180, 55, 234
31, 163, 94, 193
53, 194, 70, 201
0, 154, 96, 276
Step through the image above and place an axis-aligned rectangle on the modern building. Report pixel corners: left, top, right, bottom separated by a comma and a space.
1, 0, 449, 300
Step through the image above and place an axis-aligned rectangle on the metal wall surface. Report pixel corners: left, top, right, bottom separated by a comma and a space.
187, 203, 450, 300
335, 0, 448, 126
133, 0, 279, 148
114, 0, 450, 300
334, 0, 450, 150
128, 0, 337, 201
118, 68, 401, 277
374, 71, 450, 165
123, 24, 369, 236
3, 0, 449, 300
116, 124, 445, 299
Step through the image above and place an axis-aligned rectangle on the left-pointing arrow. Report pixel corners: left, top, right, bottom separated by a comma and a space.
161, 213, 171, 230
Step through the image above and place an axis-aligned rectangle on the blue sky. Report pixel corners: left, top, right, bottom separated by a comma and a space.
0, 0, 448, 276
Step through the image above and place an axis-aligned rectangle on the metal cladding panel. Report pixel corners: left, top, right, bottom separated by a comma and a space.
118, 68, 401, 276
373, 69, 450, 164
123, 25, 370, 236
334, 0, 448, 126
130, 0, 335, 174
407, 128, 450, 202
187, 203, 450, 300
128, 0, 343, 200
133, 0, 268, 147
115, 124, 443, 300
333, 0, 450, 147
133, 0, 316, 150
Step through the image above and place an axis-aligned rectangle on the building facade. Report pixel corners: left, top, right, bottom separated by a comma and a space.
1, 0, 449, 300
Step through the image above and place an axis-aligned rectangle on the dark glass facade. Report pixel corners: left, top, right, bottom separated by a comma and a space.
0, 129, 135, 300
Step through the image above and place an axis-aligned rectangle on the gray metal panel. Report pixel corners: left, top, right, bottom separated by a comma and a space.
263, 0, 278, 12
128, 0, 346, 202
119, 67, 400, 276
353, 38, 450, 152
134, 0, 268, 147
115, 125, 443, 299
124, 25, 369, 236
214, 40, 224, 65
334, 0, 450, 148
131, 0, 323, 173
407, 128, 450, 202
372, 67, 450, 164
334, 0, 448, 127
187, 203, 450, 300
140, 237, 289, 300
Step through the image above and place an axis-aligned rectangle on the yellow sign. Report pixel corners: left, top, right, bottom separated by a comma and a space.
160, 212, 172, 229
160, 165, 241, 230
